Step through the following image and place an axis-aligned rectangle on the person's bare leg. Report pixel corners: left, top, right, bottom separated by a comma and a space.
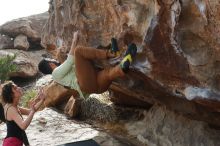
75, 47, 125, 93
74, 46, 115, 60
95, 43, 138, 93
74, 47, 98, 93
96, 65, 125, 93
75, 48, 125, 93
73, 32, 136, 94
70, 32, 116, 93
75, 44, 137, 94
74, 46, 121, 93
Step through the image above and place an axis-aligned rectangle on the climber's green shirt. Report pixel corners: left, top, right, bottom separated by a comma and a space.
52, 54, 89, 98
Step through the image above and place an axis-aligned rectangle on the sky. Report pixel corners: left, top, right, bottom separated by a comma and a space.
0, 0, 50, 25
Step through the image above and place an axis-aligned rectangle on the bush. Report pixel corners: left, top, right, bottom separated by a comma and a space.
21, 89, 37, 107
0, 55, 17, 82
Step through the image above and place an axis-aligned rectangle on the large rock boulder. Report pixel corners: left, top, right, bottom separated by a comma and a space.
0, 49, 45, 78
43, 81, 79, 108
14, 34, 30, 50
35, 75, 78, 107
41, 0, 220, 126
64, 96, 82, 117
0, 12, 49, 49
35, 75, 81, 113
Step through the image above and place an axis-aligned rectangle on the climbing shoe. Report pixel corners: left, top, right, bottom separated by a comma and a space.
120, 43, 137, 73
111, 38, 120, 56
125, 43, 137, 58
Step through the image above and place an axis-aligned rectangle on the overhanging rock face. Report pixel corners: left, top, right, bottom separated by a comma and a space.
41, 0, 220, 126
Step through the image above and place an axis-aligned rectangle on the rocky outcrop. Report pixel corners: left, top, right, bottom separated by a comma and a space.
64, 96, 82, 117
0, 34, 13, 49
0, 49, 46, 78
14, 35, 30, 50
43, 81, 77, 107
35, 75, 81, 116
126, 104, 220, 146
0, 12, 49, 49
41, 0, 220, 126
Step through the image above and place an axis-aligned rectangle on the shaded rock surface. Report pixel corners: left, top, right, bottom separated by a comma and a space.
125, 104, 220, 146
0, 34, 13, 49
41, 0, 220, 126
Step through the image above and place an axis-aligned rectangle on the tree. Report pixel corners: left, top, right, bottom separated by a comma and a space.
0, 55, 17, 83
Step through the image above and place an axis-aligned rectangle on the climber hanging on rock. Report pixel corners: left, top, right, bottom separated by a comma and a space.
38, 31, 137, 99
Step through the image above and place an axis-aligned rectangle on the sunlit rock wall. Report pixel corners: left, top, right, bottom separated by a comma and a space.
41, 0, 220, 126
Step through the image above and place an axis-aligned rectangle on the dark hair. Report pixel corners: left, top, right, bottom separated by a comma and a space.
0, 103, 5, 122
2, 81, 14, 104
38, 58, 60, 74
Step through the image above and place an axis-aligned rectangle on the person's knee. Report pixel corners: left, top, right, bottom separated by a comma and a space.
74, 46, 83, 56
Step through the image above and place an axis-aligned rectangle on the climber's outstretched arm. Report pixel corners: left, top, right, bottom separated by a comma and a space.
69, 31, 79, 56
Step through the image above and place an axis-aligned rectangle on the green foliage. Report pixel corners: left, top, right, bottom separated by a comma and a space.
21, 89, 37, 107
0, 55, 17, 82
